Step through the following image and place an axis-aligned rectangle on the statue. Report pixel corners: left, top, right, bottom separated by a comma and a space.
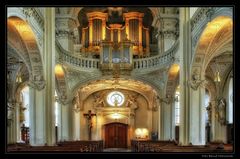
188, 69, 205, 90
217, 98, 226, 125
127, 94, 138, 109
152, 95, 160, 111
206, 102, 212, 124
93, 94, 104, 107
83, 110, 96, 140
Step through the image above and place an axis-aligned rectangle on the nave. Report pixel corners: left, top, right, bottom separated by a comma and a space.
6, 7, 234, 155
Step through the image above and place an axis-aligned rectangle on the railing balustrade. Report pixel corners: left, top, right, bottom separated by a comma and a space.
57, 40, 178, 71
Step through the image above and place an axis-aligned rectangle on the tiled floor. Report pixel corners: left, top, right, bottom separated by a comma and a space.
103, 148, 132, 152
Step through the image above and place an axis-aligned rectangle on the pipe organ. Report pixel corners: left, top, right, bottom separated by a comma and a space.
81, 11, 150, 62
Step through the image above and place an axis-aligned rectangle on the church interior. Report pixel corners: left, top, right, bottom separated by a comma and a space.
7, 7, 233, 153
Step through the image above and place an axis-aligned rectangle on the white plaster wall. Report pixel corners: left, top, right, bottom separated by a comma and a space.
135, 97, 149, 129
164, 39, 175, 52
190, 7, 199, 18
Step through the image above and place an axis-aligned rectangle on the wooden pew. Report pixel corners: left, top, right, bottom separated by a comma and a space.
7, 140, 103, 152
131, 140, 233, 152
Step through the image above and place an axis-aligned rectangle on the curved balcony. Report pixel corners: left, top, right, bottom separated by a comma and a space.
57, 40, 178, 72
132, 40, 179, 73
57, 41, 100, 71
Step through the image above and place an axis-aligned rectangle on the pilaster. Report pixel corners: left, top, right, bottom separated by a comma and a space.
7, 102, 16, 144
29, 87, 46, 146
56, 16, 77, 52
73, 106, 81, 140
179, 8, 191, 146
58, 103, 73, 141
44, 8, 56, 146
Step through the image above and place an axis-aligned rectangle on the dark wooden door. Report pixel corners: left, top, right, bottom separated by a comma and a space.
105, 123, 127, 148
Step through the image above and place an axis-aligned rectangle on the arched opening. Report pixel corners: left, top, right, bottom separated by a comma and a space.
205, 89, 210, 143
174, 85, 180, 142
227, 75, 233, 143
191, 15, 232, 144
227, 77, 233, 124
19, 86, 30, 144
7, 16, 44, 145
71, 78, 158, 147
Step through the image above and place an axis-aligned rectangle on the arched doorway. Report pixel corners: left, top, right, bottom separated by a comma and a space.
104, 122, 128, 148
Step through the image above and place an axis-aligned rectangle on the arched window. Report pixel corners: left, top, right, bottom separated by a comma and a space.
107, 91, 125, 106
227, 77, 233, 124
205, 90, 210, 123
175, 86, 180, 126
21, 86, 29, 127
55, 91, 58, 126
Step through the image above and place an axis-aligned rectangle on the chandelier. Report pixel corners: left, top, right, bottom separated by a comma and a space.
214, 71, 221, 82
16, 72, 22, 83
214, 61, 221, 83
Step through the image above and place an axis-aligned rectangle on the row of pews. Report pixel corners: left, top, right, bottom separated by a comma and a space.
7, 140, 103, 152
131, 140, 233, 152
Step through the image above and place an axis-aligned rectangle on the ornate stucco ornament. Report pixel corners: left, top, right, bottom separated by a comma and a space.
188, 71, 205, 90
160, 96, 175, 105
28, 79, 46, 91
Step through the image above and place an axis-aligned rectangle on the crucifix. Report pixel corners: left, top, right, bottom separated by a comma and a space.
83, 110, 96, 140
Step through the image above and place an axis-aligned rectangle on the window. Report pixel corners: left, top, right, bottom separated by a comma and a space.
54, 91, 58, 126
175, 88, 180, 125
107, 91, 125, 106
205, 90, 210, 123
228, 77, 233, 124
21, 86, 29, 127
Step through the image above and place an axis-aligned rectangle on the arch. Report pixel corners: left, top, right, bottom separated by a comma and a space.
73, 78, 159, 110
55, 64, 69, 104
7, 8, 44, 53
165, 63, 180, 96
191, 16, 232, 79
191, 7, 233, 53
7, 16, 45, 90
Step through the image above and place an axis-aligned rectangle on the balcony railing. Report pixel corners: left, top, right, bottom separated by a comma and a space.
57, 41, 100, 70
132, 40, 179, 71
57, 40, 178, 72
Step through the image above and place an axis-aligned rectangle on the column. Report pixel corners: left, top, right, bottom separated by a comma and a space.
44, 8, 56, 146
179, 8, 191, 146
162, 19, 177, 52
89, 18, 93, 48
7, 102, 16, 144
158, 99, 174, 140
73, 109, 81, 140
58, 103, 73, 141
29, 87, 46, 146
171, 102, 176, 140
95, 111, 102, 140
163, 102, 174, 140
211, 100, 227, 143
189, 87, 206, 145
15, 102, 21, 142
138, 18, 143, 54
56, 17, 76, 53
158, 31, 164, 55
158, 102, 164, 140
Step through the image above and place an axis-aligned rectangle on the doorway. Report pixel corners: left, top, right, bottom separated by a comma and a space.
104, 122, 128, 148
